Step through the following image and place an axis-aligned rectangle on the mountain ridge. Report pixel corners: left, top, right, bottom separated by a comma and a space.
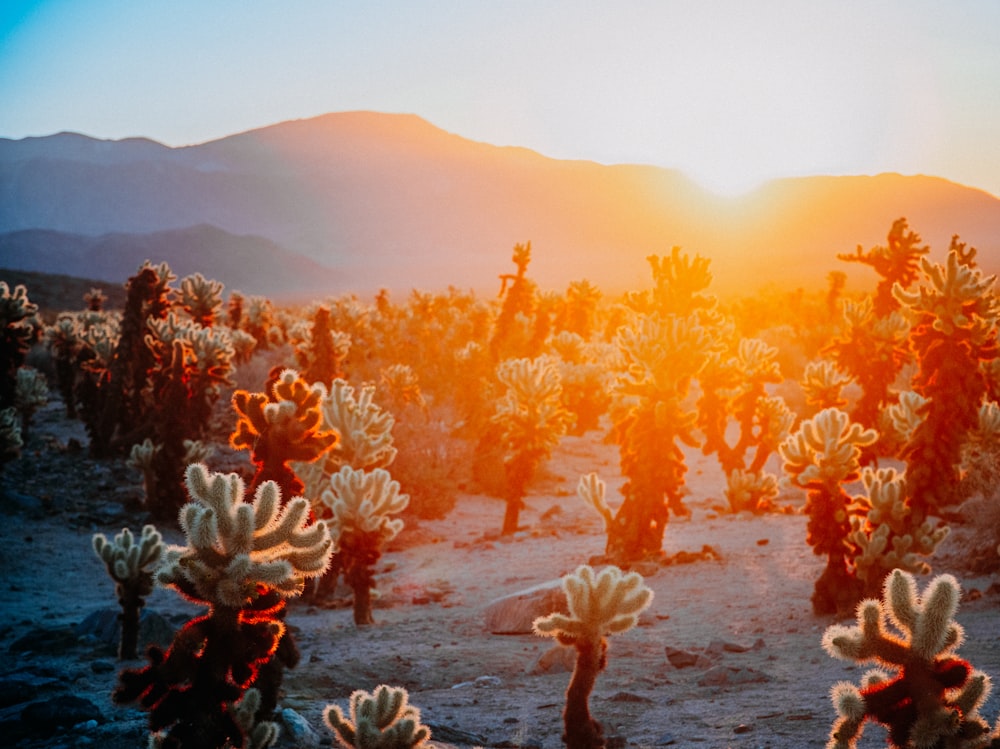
2, 111, 998, 299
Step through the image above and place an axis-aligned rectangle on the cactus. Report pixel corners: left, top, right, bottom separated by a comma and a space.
43, 314, 83, 417
13, 366, 48, 444
231, 368, 340, 501
0, 281, 39, 412
848, 467, 950, 595
698, 337, 793, 479
0, 406, 22, 477
324, 684, 431, 749
294, 305, 350, 385
606, 310, 718, 561
490, 241, 538, 362
802, 359, 852, 411
894, 245, 999, 519
724, 468, 781, 514
92, 525, 164, 659
318, 465, 409, 625
492, 356, 571, 534
822, 569, 1000, 749
779, 407, 878, 614
534, 565, 653, 749
115, 463, 333, 746
177, 271, 224, 327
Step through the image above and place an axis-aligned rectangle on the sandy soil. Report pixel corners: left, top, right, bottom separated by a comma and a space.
3, 399, 1000, 749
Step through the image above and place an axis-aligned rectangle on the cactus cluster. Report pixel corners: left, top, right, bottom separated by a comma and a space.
324, 684, 431, 749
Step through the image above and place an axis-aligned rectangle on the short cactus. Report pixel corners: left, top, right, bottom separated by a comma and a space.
323, 684, 431, 749
318, 465, 409, 625
92, 524, 164, 659
534, 565, 653, 749
822, 569, 1000, 749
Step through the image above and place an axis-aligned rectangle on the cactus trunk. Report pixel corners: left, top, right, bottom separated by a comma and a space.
564, 638, 607, 749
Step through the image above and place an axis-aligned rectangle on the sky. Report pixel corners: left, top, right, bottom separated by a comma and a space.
1, 1, 998, 198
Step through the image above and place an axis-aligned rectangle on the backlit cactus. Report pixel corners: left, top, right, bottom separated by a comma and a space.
13, 366, 48, 444
724, 468, 780, 514
894, 245, 999, 519
802, 359, 852, 412
780, 407, 878, 614
231, 368, 339, 500
115, 463, 333, 747
318, 465, 409, 625
492, 355, 571, 534
92, 524, 164, 659
177, 271, 224, 327
0, 281, 39, 412
823, 569, 999, 749
534, 565, 653, 749
848, 467, 950, 594
324, 684, 431, 749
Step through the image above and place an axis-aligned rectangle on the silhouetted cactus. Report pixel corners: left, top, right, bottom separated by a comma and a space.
823, 569, 1000, 749
534, 565, 653, 749
490, 241, 538, 362
0, 281, 38, 412
92, 524, 164, 659
13, 366, 48, 444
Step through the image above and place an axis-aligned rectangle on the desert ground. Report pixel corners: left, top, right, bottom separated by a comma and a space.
3, 397, 999, 749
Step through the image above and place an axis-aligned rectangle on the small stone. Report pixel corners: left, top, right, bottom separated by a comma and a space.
733, 723, 753, 734
280, 708, 322, 749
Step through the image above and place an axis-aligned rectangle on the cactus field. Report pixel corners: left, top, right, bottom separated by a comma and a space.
1, 226, 999, 749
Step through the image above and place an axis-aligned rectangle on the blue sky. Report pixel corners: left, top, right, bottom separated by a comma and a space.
1, 1, 998, 197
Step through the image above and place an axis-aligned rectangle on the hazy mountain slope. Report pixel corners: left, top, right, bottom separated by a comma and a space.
0, 225, 343, 299
2, 112, 997, 297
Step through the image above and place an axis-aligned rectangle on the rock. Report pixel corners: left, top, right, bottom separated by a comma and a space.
528, 644, 576, 674
608, 691, 653, 703
0, 677, 38, 708
664, 646, 712, 669
10, 624, 81, 654
20, 695, 103, 737
75, 608, 175, 652
280, 708, 322, 748
704, 638, 765, 655
697, 666, 770, 687
483, 579, 567, 634
426, 722, 489, 747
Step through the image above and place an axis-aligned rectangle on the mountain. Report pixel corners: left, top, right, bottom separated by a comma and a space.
0, 225, 343, 299
2, 112, 998, 299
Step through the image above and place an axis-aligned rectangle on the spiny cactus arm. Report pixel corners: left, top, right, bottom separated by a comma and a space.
779, 408, 878, 487
323, 685, 431, 749
577, 472, 613, 528
93, 524, 164, 583
827, 680, 868, 749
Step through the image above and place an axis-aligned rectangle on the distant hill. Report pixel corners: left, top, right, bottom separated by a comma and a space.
0, 267, 127, 318
2, 111, 998, 298
0, 225, 344, 300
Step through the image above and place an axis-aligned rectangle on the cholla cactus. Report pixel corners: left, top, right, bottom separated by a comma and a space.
552, 333, 614, 435
607, 309, 719, 561
231, 368, 339, 500
577, 472, 614, 534
293, 305, 351, 385
297, 378, 396, 507
880, 390, 928, 452
318, 466, 409, 625
92, 524, 164, 659
534, 565, 653, 749
44, 314, 84, 417
227, 688, 279, 749
0, 281, 38, 412
492, 356, 571, 534
822, 569, 999, 749
127, 437, 212, 514
837, 218, 930, 317
724, 468, 780, 514
849, 467, 950, 595
324, 684, 431, 749
0, 406, 22, 475
961, 401, 1000, 499
894, 246, 999, 519
13, 366, 48, 444
178, 272, 224, 327
780, 407, 878, 614
115, 464, 333, 747
802, 360, 853, 411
